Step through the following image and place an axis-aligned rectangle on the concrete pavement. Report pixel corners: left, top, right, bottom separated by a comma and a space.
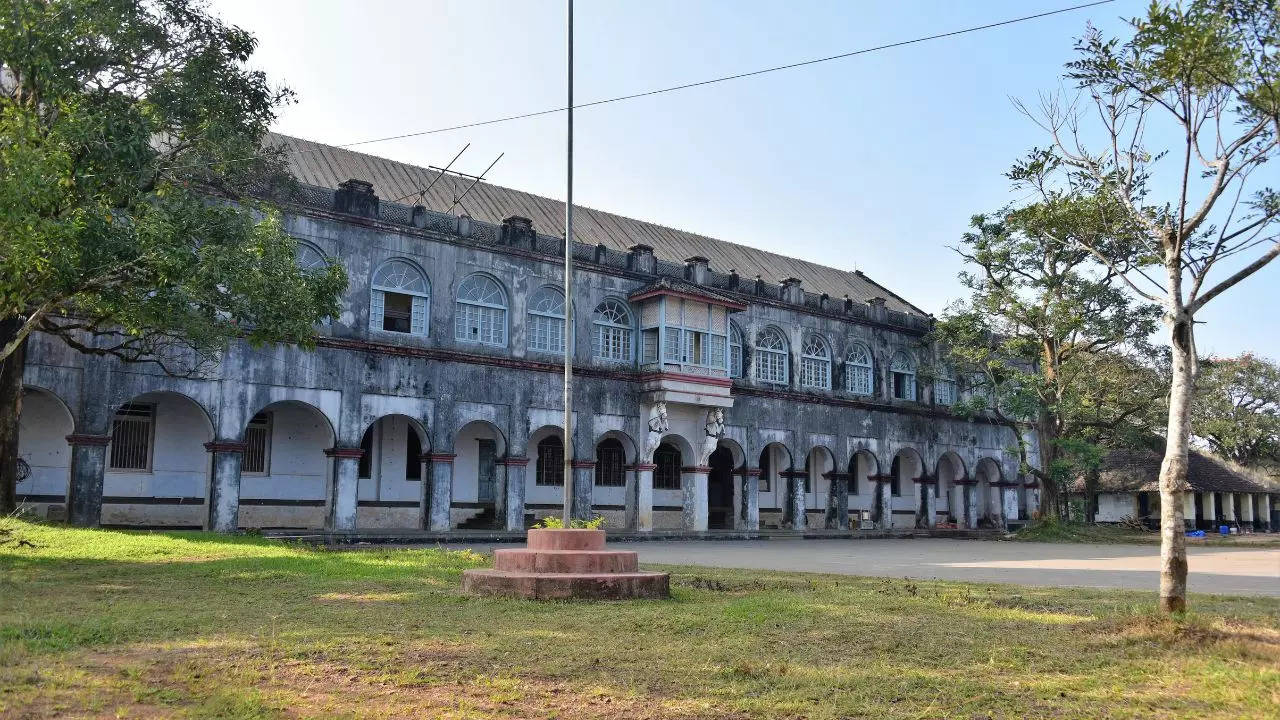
616, 538, 1280, 597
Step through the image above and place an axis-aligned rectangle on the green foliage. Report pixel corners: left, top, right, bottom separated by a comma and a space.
1192, 353, 1280, 468
0, 0, 347, 370
934, 166, 1167, 512
532, 514, 607, 530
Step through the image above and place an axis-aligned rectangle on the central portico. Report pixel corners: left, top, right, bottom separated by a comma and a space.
629, 273, 744, 531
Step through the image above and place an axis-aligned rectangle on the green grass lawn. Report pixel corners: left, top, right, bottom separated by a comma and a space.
2, 519, 1277, 719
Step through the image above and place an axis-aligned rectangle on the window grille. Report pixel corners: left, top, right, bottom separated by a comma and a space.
845, 343, 874, 396
654, 444, 682, 490
595, 439, 626, 486
295, 242, 328, 270
370, 260, 430, 335
527, 286, 566, 353
592, 299, 633, 362
754, 327, 789, 385
455, 274, 508, 346
935, 366, 956, 405
641, 328, 659, 363
242, 412, 271, 474
535, 436, 564, 486
108, 403, 153, 471
799, 334, 831, 389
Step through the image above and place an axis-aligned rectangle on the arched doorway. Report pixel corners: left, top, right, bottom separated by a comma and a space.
757, 442, 793, 529
890, 448, 923, 529
707, 445, 735, 529
105, 391, 213, 528
237, 399, 335, 530
16, 387, 74, 518
525, 425, 564, 525
593, 432, 635, 528
454, 420, 506, 529
849, 449, 879, 529
936, 452, 966, 527
975, 457, 1003, 528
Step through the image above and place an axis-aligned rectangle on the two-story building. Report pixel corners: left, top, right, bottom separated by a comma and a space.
15, 133, 1039, 533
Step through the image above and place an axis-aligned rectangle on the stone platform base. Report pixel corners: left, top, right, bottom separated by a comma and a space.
461, 528, 670, 600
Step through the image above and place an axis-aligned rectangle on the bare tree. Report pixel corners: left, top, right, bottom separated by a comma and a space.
1023, 1, 1280, 612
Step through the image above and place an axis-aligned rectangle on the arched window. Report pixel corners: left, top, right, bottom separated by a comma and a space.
592, 299, 633, 362
455, 274, 508, 346
535, 435, 564, 486
935, 364, 956, 405
296, 241, 329, 270
754, 327, 789, 385
527, 286, 566, 353
729, 323, 744, 378
890, 351, 916, 401
595, 438, 626, 487
799, 333, 831, 390
845, 342, 874, 396
654, 442, 682, 490
370, 260, 430, 335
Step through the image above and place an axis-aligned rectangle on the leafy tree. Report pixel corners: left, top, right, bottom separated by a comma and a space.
1026, 0, 1280, 612
1192, 354, 1280, 468
933, 179, 1163, 521
0, 0, 347, 516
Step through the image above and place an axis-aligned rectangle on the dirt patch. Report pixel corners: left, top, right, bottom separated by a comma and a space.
1091, 613, 1280, 663
4, 642, 748, 720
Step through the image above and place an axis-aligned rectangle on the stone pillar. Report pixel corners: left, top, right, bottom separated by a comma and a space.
681, 465, 709, 531
500, 457, 528, 531
825, 472, 850, 529
1261, 495, 1273, 531
571, 460, 595, 521
1204, 492, 1218, 525
1024, 482, 1041, 520
204, 441, 245, 533
1223, 492, 1236, 523
1001, 483, 1019, 525
742, 468, 761, 531
914, 476, 937, 528
874, 475, 892, 530
1240, 493, 1255, 527
627, 463, 655, 531
65, 434, 109, 527
325, 447, 363, 531
785, 470, 806, 530
959, 481, 979, 529
426, 452, 455, 531
1182, 492, 1196, 529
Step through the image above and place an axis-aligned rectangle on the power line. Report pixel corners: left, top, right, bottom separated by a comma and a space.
84, 0, 1114, 181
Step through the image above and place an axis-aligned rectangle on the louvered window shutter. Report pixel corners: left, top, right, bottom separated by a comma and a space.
411, 295, 428, 335
370, 290, 385, 331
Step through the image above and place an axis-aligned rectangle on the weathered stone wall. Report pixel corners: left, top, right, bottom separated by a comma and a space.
16, 198, 1032, 531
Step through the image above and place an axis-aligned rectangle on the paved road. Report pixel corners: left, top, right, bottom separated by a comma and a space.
616, 539, 1280, 597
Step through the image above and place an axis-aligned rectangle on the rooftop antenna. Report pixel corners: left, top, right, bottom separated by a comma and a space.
561, 0, 575, 527
391, 142, 470, 204
445, 152, 504, 216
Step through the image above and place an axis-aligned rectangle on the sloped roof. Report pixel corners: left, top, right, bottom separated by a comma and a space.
266, 132, 925, 316
628, 276, 746, 309
1072, 448, 1274, 494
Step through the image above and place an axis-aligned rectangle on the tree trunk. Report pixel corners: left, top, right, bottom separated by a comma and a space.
1158, 311, 1195, 613
1036, 411, 1061, 521
0, 317, 25, 515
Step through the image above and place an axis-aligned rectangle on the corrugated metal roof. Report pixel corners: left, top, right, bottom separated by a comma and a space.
267, 132, 926, 316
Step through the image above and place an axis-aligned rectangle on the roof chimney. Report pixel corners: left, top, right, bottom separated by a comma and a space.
628, 244, 655, 274
334, 179, 379, 218
500, 215, 535, 248
780, 277, 803, 304
684, 255, 710, 284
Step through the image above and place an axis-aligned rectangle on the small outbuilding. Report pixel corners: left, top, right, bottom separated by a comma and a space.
1072, 448, 1276, 532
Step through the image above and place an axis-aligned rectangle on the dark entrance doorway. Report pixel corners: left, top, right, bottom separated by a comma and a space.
708, 446, 735, 529
477, 438, 496, 503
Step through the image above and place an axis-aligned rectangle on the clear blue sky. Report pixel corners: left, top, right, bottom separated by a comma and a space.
211, 0, 1278, 360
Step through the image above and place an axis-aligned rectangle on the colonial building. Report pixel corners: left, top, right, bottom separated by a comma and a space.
16, 133, 1039, 533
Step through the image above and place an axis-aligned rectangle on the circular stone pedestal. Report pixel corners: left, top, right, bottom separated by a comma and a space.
461, 529, 670, 600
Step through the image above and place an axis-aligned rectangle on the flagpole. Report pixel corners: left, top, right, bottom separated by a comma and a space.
561, 0, 575, 527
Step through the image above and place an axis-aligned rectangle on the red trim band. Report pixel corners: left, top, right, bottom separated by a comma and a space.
204, 441, 247, 453
628, 287, 748, 311
632, 463, 658, 471
571, 460, 597, 469
65, 434, 111, 446
501, 456, 530, 467
325, 447, 365, 459
637, 371, 734, 388
426, 452, 457, 463
679, 465, 712, 473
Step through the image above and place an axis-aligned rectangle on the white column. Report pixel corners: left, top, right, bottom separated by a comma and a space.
682, 466, 709, 531
628, 463, 655, 531
1204, 492, 1218, 524
1182, 493, 1195, 528
1241, 494, 1255, 525
1223, 492, 1236, 522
